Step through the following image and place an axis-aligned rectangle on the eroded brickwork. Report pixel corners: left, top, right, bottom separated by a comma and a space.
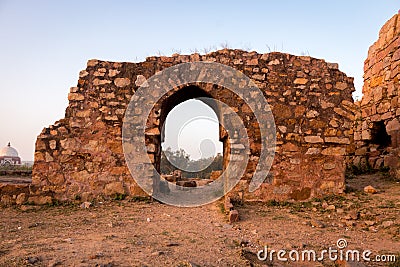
354, 13, 400, 176
32, 49, 355, 203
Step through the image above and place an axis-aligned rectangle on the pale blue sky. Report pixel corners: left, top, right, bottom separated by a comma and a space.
0, 1, 398, 160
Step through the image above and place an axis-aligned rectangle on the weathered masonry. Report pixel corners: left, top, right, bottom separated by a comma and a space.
353, 13, 400, 178
32, 49, 355, 203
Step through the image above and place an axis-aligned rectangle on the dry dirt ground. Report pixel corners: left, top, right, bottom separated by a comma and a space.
0, 173, 399, 267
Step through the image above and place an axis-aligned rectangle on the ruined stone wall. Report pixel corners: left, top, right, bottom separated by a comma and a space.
354, 13, 400, 176
32, 49, 355, 203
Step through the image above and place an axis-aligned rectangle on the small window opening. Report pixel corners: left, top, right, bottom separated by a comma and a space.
370, 121, 391, 149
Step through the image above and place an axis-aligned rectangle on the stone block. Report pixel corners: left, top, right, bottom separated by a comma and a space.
335, 82, 347, 90
93, 78, 111, 86
68, 93, 85, 101
282, 142, 299, 152
104, 182, 125, 196
1, 195, 14, 206
16, 193, 27, 205
305, 148, 320, 155
27, 196, 53, 205
386, 118, 400, 133
87, 59, 98, 67
361, 129, 371, 140
324, 137, 350, 144
229, 210, 239, 223
321, 147, 346, 156
224, 197, 233, 211
334, 108, 355, 120
364, 185, 377, 194
355, 147, 368, 156
293, 78, 308, 85
114, 77, 131, 87
304, 136, 323, 143
246, 58, 258, 65
323, 163, 336, 170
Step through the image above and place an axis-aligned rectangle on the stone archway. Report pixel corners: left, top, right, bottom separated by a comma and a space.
139, 81, 262, 202
148, 85, 224, 174
32, 49, 355, 203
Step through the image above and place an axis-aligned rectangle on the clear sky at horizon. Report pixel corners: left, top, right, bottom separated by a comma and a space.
0, 1, 399, 161
163, 99, 223, 160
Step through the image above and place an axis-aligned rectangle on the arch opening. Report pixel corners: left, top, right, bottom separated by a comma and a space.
161, 98, 223, 179
153, 86, 225, 185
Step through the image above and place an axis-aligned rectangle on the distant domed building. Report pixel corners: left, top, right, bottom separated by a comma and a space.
0, 142, 21, 166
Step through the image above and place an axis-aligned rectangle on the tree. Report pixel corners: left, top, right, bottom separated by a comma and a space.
160, 147, 223, 179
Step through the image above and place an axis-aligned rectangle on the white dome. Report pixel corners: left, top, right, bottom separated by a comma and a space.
0, 143, 19, 157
